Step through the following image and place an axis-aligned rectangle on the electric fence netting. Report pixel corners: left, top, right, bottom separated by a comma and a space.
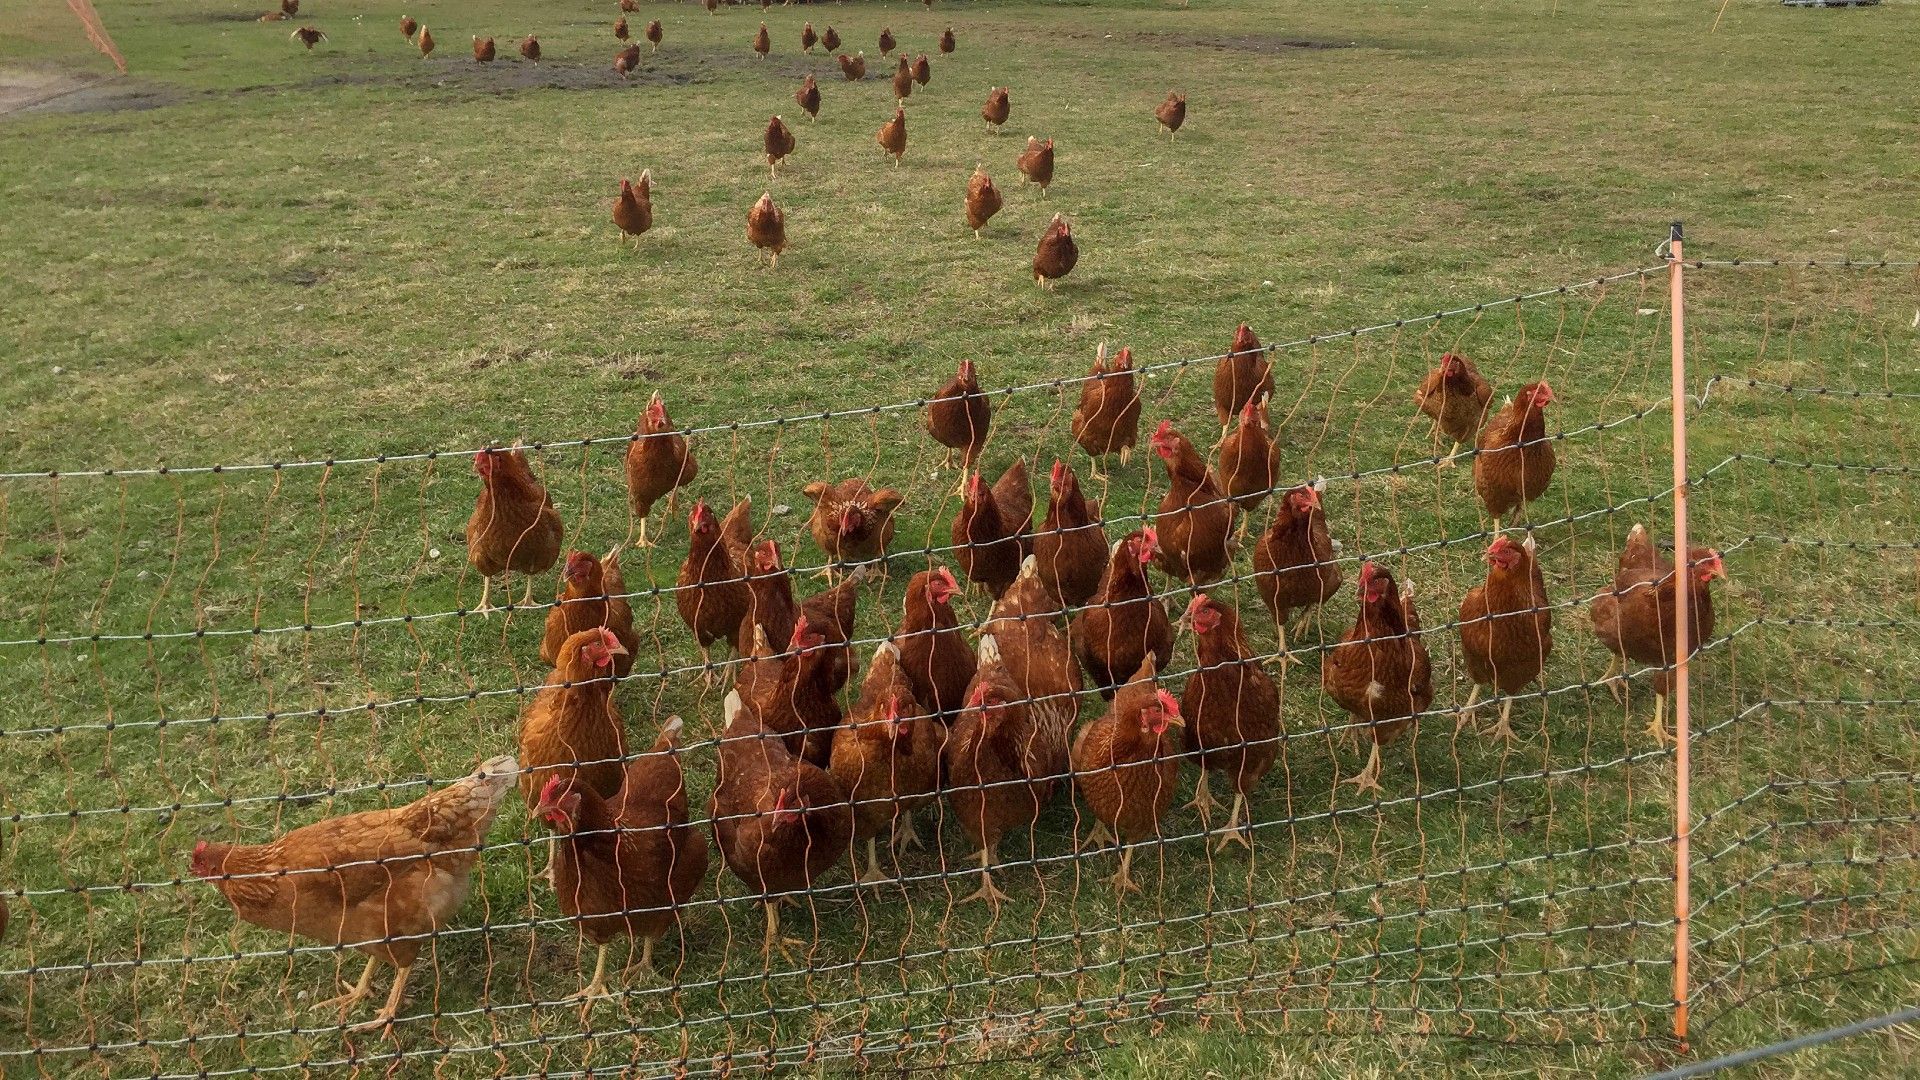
0, 239, 1914, 1077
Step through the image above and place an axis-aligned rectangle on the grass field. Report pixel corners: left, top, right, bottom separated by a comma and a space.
2, 0, 1919, 1077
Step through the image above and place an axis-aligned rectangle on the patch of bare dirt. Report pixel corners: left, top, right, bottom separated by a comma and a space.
0, 68, 184, 117
1146, 32, 1356, 53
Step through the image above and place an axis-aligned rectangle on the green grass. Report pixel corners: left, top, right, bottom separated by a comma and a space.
2, 0, 1919, 1076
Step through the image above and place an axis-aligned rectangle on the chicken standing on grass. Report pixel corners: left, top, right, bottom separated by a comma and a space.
519, 627, 632, 811
400, 15, 417, 39
290, 26, 326, 49
466, 446, 564, 614
1031, 459, 1108, 609
519, 36, 540, 63
614, 43, 641, 77
1322, 562, 1433, 795
822, 26, 841, 53
712, 692, 852, 959
645, 19, 663, 53
1215, 394, 1281, 523
829, 641, 942, 883
1214, 323, 1273, 430
838, 51, 865, 81
965, 165, 1003, 238
877, 107, 908, 166
764, 115, 796, 177
1070, 529, 1173, 698
541, 549, 640, 678
981, 87, 1010, 133
1589, 525, 1727, 746
190, 755, 518, 1032
940, 28, 956, 53
951, 460, 1034, 600
620, 0, 636, 10
891, 56, 914, 105
473, 36, 495, 62
1473, 381, 1557, 532
614, 16, 629, 41
1071, 656, 1185, 894
1016, 136, 1055, 195
624, 389, 693, 547
676, 501, 751, 681
795, 73, 820, 120
1156, 91, 1187, 138
1148, 420, 1235, 586
1179, 595, 1277, 848
878, 26, 896, 55
801, 22, 817, 52
912, 54, 931, 86
925, 357, 991, 476
747, 191, 786, 267
612, 171, 653, 248
753, 22, 770, 59
534, 717, 708, 1005
1032, 213, 1077, 289
1457, 533, 1553, 741
417, 25, 435, 57
1412, 351, 1493, 467
1071, 343, 1141, 479
1251, 480, 1340, 662
894, 567, 975, 721
800, 478, 903, 577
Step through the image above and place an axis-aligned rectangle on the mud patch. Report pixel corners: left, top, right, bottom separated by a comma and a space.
0, 68, 186, 117
1145, 33, 1356, 53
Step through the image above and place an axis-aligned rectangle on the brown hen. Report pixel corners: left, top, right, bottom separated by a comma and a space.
1251, 481, 1341, 659
1070, 529, 1174, 698
1412, 351, 1493, 466
1070, 656, 1184, 893
466, 446, 564, 612
1179, 595, 1277, 848
624, 389, 693, 546
1322, 563, 1433, 795
1031, 459, 1108, 610
1071, 343, 1141, 479
1148, 420, 1235, 585
1473, 381, 1557, 530
1457, 534, 1553, 741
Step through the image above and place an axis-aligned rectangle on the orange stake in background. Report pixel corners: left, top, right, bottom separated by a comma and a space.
1667, 221, 1693, 1051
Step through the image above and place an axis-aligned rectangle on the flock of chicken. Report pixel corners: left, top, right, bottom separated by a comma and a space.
186, 336, 1729, 1031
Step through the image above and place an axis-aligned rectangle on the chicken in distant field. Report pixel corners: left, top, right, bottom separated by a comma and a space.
801, 22, 817, 52
981, 87, 1010, 133
281, 0, 297, 15
1070, 529, 1173, 698
764, 115, 796, 176
895, 567, 975, 720
703, 0, 717, 13
1215, 395, 1281, 523
619, 0, 637, 11
1155, 91, 1187, 139
838, 51, 865, 81
1032, 459, 1107, 609
802, 478, 903, 575
1412, 352, 1493, 467
400, 15, 417, 39
1179, 595, 1277, 848
190, 755, 518, 1031
965, 165, 1003, 238
712, 693, 851, 958
747, 191, 786, 267
1149, 420, 1234, 585
830, 641, 941, 882
677, 501, 751, 679
645, 19, 663, 52
912, 53, 931, 86
1457, 533, 1552, 741
940, 27, 956, 53
612, 171, 653, 248
1251, 480, 1340, 660
1213, 323, 1272, 430
822, 25, 841, 52
1071, 343, 1140, 479
542, 549, 640, 678
290, 26, 326, 49
926, 357, 991, 476
1071, 656, 1184, 893
1589, 525, 1727, 746
624, 389, 693, 546
951, 459, 1034, 600
877, 106, 908, 166
891, 56, 914, 105
1322, 563, 1432, 794
877, 26, 896, 54
613, 42, 640, 77
519, 35, 540, 63
1032, 213, 1077, 289
1473, 381, 1557, 531
753, 22, 770, 59
795, 73, 821, 120
472, 36, 495, 62
534, 717, 707, 1000
417, 25, 435, 57
1016, 136, 1055, 195
467, 446, 564, 613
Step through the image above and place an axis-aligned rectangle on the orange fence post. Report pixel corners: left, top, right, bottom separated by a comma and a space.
1667, 221, 1693, 1050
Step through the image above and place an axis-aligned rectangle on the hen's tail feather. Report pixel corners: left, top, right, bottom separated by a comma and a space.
977, 632, 1002, 666
68, 0, 127, 73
